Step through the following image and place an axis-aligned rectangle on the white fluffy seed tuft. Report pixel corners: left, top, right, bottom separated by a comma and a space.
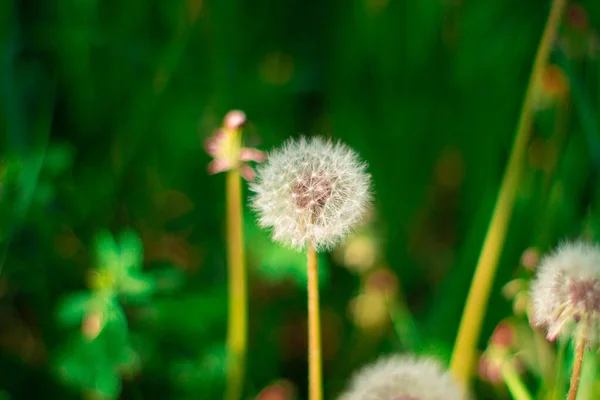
530, 240, 600, 344
338, 354, 467, 400
250, 136, 371, 251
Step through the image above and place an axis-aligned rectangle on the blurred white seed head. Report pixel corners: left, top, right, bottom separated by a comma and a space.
530, 241, 600, 344
338, 355, 467, 400
250, 137, 371, 251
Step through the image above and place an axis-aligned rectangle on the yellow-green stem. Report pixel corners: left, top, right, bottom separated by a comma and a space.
307, 244, 323, 400
552, 338, 569, 400
224, 165, 247, 400
449, 0, 567, 388
544, 94, 571, 193
501, 362, 533, 400
567, 338, 586, 400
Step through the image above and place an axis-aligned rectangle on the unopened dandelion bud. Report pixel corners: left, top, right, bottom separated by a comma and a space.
339, 355, 468, 400
251, 137, 371, 251
512, 292, 530, 317
530, 241, 600, 345
502, 278, 527, 300
532, 65, 569, 110
491, 321, 513, 349
521, 247, 541, 270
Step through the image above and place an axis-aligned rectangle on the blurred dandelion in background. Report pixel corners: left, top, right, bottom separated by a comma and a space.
530, 241, 600, 344
339, 355, 467, 400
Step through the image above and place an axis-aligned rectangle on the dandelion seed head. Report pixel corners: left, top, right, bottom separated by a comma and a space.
530, 240, 600, 344
339, 355, 467, 400
250, 137, 371, 251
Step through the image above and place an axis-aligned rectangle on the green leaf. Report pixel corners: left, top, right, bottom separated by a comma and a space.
58, 337, 123, 398
95, 230, 119, 272
56, 335, 111, 390
114, 344, 138, 370
117, 229, 143, 272
94, 366, 121, 398
119, 274, 155, 299
56, 292, 92, 326
104, 298, 129, 339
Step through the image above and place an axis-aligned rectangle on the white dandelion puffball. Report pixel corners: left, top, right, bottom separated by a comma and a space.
250, 137, 371, 251
530, 241, 600, 344
338, 355, 467, 400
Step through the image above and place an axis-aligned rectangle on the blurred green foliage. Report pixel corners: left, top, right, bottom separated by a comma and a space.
1, 0, 600, 399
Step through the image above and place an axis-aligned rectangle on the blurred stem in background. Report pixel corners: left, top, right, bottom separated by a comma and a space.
205, 111, 250, 400
557, 50, 600, 171
388, 296, 423, 350
544, 87, 571, 194
501, 362, 533, 400
206, 110, 264, 400
307, 243, 323, 400
550, 339, 569, 400
566, 337, 586, 400
225, 165, 247, 400
449, 0, 567, 388
224, 126, 248, 400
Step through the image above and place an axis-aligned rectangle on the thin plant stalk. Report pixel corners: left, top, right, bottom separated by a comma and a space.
501, 362, 533, 400
552, 338, 569, 400
567, 337, 587, 400
307, 243, 323, 400
449, 0, 567, 387
224, 131, 248, 400
545, 95, 571, 186
388, 296, 423, 350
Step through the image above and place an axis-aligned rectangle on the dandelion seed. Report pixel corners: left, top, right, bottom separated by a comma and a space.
339, 355, 467, 400
530, 241, 600, 344
250, 137, 371, 251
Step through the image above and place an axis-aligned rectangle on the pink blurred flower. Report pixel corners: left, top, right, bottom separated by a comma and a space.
204, 110, 265, 180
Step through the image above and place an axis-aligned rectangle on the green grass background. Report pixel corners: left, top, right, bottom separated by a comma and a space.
1, 0, 600, 398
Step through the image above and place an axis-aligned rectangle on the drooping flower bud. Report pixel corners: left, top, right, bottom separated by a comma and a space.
204, 110, 265, 180
521, 247, 541, 271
